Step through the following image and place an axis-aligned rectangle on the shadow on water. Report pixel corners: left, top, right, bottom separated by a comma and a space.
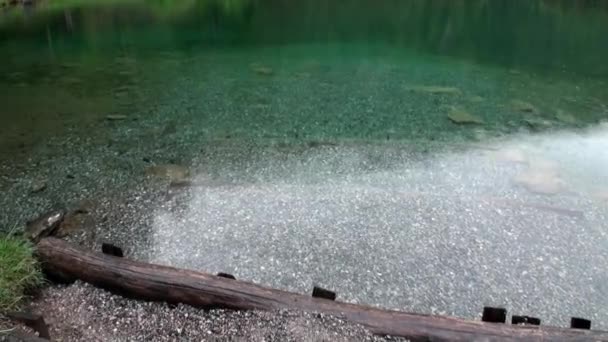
0, 0, 607, 328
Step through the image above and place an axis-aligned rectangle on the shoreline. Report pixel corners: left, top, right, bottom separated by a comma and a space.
2, 281, 406, 342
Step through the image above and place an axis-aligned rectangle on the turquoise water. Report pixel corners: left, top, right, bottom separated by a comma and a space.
2, 0, 608, 329
0, 0, 607, 154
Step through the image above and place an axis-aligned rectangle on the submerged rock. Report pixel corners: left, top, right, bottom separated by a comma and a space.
251, 103, 271, 110
30, 179, 47, 193
7, 71, 25, 80
555, 109, 577, 124
408, 85, 461, 95
447, 107, 483, 124
145, 164, 190, 183
522, 116, 553, 131
60, 62, 80, 69
469, 95, 484, 103
495, 148, 528, 164
74, 199, 96, 215
513, 166, 564, 195
105, 114, 128, 121
113, 90, 130, 99
61, 77, 84, 85
295, 72, 311, 78
511, 100, 539, 114
161, 120, 178, 136
251, 64, 274, 76
114, 56, 136, 65
472, 128, 489, 141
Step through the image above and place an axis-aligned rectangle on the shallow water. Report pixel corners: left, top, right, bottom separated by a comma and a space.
1, 0, 608, 329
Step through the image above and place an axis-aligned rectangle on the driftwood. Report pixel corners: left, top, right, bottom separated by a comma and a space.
36, 237, 608, 342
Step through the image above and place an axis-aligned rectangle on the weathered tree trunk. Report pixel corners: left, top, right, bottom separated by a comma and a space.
36, 238, 608, 342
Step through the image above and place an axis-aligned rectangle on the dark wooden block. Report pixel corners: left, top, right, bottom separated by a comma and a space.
217, 272, 236, 280
482, 307, 506, 323
571, 317, 591, 330
101, 243, 124, 257
312, 286, 336, 301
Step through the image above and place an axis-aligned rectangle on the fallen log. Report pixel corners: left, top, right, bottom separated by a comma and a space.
36, 237, 608, 342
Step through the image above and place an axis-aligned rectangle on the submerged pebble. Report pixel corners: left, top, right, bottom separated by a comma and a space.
447, 107, 483, 124
408, 85, 461, 95
494, 148, 527, 164
513, 165, 565, 195
251, 64, 274, 76
511, 100, 539, 114
522, 116, 553, 131
30, 179, 47, 193
145, 164, 190, 183
105, 114, 128, 121
555, 109, 577, 124
469, 95, 484, 102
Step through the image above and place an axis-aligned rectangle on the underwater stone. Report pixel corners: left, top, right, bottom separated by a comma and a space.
448, 107, 483, 124
251, 64, 274, 76
511, 100, 538, 114
555, 110, 577, 124
494, 148, 527, 164
513, 167, 564, 195
408, 85, 461, 95
105, 114, 128, 121
145, 164, 190, 183
30, 179, 47, 193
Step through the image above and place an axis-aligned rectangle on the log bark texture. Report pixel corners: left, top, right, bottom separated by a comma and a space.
36, 237, 608, 342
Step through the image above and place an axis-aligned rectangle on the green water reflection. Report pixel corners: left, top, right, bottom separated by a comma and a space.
0, 0, 607, 157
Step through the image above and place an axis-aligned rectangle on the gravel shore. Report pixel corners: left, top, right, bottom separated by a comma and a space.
1, 282, 407, 342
